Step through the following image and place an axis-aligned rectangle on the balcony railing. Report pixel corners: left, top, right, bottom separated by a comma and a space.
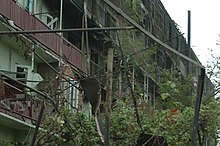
0, 0, 85, 72
0, 79, 39, 123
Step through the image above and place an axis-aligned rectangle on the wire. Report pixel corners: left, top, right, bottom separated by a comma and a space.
125, 33, 184, 59
0, 26, 135, 35
34, 51, 82, 89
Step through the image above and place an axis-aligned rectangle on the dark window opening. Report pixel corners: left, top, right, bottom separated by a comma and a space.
16, 67, 27, 79
91, 51, 99, 64
105, 12, 117, 41
16, 66, 28, 85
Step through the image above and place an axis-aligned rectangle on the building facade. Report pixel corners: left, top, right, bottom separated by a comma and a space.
0, 0, 85, 143
0, 0, 214, 145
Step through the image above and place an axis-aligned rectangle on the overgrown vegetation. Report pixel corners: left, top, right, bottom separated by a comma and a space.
2, 1, 219, 146
32, 17, 220, 146
36, 111, 101, 146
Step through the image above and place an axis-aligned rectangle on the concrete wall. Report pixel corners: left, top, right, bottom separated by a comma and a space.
0, 41, 31, 72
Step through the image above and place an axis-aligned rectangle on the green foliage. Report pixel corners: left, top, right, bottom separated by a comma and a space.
164, 107, 194, 145
34, 69, 219, 146
34, 32, 220, 146
37, 110, 101, 146
158, 70, 194, 109
0, 140, 13, 146
206, 51, 220, 98
110, 100, 141, 145
124, 0, 146, 23
139, 104, 194, 145
199, 101, 220, 141
116, 29, 157, 70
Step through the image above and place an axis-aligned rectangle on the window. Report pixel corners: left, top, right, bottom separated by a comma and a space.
91, 50, 99, 64
16, 66, 28, 83
152, 4, 155, 18
15, 65, 32, 85
144, 0, 151, 12
169, 21, 173, 39
64, 79, 79, 112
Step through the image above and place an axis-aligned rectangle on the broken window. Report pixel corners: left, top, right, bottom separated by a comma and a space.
16, 66, 28, 83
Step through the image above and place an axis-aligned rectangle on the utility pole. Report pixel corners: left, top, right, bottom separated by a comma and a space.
188, 10, 192, 74
188, 10, 191, 48
190, 68, 205, 146
104, 46, 113, 146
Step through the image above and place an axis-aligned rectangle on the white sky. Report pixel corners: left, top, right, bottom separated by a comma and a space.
160, 0, 220, 66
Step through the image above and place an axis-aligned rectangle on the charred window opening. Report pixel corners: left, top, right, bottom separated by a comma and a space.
16, 66, 28, 83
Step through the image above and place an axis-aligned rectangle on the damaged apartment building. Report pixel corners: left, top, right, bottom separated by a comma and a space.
0, 0, 213, 144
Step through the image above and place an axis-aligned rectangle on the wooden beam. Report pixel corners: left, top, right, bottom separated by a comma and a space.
104, 47, 113, 146
190, 68, 205, 146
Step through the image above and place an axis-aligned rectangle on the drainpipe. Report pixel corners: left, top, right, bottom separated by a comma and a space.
31, 45, 35, 71
58, 0, 64, 108
59, 0, 63, 63
59, 0, 63, 33
26, 0, 30, 12
84, 0, 90, 75
81, 13, 85, 62
8, 51, 12, 71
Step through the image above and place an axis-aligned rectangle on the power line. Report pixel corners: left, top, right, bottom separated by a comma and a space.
127, 33, 184, 58
0, 26, 134, 35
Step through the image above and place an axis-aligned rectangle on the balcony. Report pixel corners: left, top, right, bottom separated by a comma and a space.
0, 0, 85, 72
0, 70, 57, 126
0, 78, 39, 124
